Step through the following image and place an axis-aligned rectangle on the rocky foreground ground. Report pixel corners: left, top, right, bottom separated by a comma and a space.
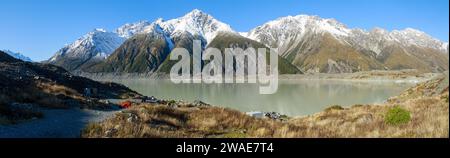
0, 50, 141, 126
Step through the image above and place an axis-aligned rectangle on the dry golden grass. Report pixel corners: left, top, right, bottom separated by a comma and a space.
82, 105, 299, 138
290, 75, 449, 138
290, 96, 448, 138
82, 76, 449, 138
83, 95, 448, 138
11, 86, 69, 109
36, 82, 84, 100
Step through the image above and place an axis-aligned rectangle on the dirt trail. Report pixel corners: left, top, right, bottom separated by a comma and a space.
0, 108, 117, 138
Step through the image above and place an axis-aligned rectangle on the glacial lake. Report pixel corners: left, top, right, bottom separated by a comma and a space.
103, 79, 414, 116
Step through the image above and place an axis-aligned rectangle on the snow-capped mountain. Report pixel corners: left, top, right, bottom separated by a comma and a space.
158, 9, 235, 43
247, 14, 449, 73
114, 9, 235, 43
390, 28, 448, 52
247, 15, 351, 48
48, 28, 125, 70
47, 9, 236, 71
247, 15, 448, 54
1, 49, 32, 62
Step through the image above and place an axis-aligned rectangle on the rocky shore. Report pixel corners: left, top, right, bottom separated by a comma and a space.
78, 69, 441, 84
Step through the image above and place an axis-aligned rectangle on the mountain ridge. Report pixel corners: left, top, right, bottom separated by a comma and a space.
246, 14, 448, 73
47, 9, 449, 74
1, 50, 33, 62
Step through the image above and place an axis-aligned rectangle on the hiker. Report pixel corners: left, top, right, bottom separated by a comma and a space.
141, 96, 148, 103
84, 88, 91, 98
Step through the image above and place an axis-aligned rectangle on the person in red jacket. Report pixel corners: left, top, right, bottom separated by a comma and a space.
120, 101, 132, 109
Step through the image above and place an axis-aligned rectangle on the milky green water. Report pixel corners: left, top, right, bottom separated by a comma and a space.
106, 79, 413, 116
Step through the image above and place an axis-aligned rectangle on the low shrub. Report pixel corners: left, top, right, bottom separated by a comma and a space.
384, 106, 411, 125
325, 105, 344, 111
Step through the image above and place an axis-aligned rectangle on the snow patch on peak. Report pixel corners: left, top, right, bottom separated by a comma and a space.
443, 42, 449, 53
161, 9, 235, 43
247, 14, 448, 54
390, 28, 447, 51
189, 9, 203, 15
184, 9, 207, 18
2, 49, 32, 62
247, 14, 352, 48
238, 32, 248, 37
263, 14, 351, 37
141, 23, 174, 50
143, 23, 165, 34
116, 20, 152, 38
371, 27, 390, 35
402, 28, 426, 35
154, 18, 165, 25
93, 28, 107, 33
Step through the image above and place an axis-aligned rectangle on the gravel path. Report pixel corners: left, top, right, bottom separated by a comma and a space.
0, 108, 118, 138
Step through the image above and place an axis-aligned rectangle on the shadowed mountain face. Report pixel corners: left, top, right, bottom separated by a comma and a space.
157, 32, 302, 74
1, 50, 32, 62
85, 31, 302, 75
155, 32, 206, 74
207, 32, 302, 74
85, 33, 172, 73
0, 50, 21, 63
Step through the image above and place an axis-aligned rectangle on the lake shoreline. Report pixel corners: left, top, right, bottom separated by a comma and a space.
80, 70, 445, 117
77, 69, 441, 84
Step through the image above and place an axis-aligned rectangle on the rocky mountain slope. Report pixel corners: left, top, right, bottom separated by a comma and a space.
246, 15, 449, 73
206, 32, 302, 74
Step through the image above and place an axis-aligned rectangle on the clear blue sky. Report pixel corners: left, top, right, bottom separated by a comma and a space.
1, 0, 448, 61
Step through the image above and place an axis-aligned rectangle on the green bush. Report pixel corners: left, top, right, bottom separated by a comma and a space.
442, 95, 449, 103
168, 100, 177, 106
384, 106, 411, 125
